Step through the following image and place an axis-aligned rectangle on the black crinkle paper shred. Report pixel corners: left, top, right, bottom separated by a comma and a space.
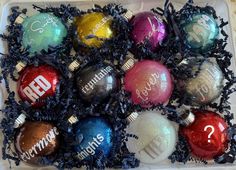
0, 3, 139, 170
164, 0, 236, 164
1, 0, 236, 169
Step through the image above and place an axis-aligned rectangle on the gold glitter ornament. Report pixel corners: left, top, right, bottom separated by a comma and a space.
74, 12, 113, 48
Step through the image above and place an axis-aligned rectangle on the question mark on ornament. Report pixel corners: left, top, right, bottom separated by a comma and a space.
204, 125, 215, 143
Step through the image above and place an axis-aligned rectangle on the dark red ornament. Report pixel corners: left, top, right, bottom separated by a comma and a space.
17, 65, 60, 107
181, 110, 229, 160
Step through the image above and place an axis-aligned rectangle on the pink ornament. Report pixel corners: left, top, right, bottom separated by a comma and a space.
130, 11, 167, 51
124, 60, 173, 107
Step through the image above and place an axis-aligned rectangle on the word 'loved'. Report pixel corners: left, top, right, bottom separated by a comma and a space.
77, 134, 104, 160
136, 73, 160, 102
20, 127, 59, 161
23, 75, 52, 103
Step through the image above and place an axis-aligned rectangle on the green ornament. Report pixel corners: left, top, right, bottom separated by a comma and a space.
181, 13, 219, 53
22, 13, 67, 54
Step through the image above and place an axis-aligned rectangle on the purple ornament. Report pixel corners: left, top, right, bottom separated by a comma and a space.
130, 11, 167, 51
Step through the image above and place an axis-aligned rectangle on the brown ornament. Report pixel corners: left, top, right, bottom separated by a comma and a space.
15, 121, 60, 166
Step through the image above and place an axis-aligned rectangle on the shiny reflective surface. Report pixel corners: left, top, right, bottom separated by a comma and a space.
76, 64, 118, 102
181, 110, 228, 160
74, 12, 113, 48
180, 13, 219, 53
17, 65, 60, 107
126, 111, 177, 164
124, 60, 173, 107
74, 117, 113, 160
22, 13, 67, 54
130, 11, 167, 51
15, 121, 60, 166
181, 58, 223, 105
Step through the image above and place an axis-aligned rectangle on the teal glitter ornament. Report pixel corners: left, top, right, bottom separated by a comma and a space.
19, 13, 67, 54
180, 13, 219, 53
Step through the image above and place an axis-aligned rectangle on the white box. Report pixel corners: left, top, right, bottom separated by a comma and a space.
0, 0, 236, 169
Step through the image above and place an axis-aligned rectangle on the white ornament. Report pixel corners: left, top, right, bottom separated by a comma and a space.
126, 111, 177, 164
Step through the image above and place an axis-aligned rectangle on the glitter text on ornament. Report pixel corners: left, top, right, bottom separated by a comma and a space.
144, 16, 165, 43
81, 66, 113, 94
91, 16, 112, 36
20, 127, 59, 161
204, 125, 215, 143
135, 73, 160, 102
188, 15, 211, 44
30, 15, 59, 34
138, 135, 165, 159
22, 75, 52, 102
77, 134, 104, 160
192, 67, 219, 102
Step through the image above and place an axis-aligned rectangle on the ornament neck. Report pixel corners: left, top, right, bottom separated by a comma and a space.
126, 112, 139, 124
15, 61, 26, 73
180, 111, 195, 126
121, 52, 136, 72
14, 113, 26, 128
123, 10, 133, 20
15, 14, 27, 24
68, 114, 79, 125
68, 60, 81, 72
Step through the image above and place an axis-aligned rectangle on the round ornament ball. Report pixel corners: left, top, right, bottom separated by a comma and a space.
21, 13, 67, 54
15, 121, 60, 166
178, 58, 223, 106
180, 13, 219, 53
76, 63, 118, 102
74, 117, 113, 161
17, 64, 60, 107
130, 11, 167, 51
124, 60, 173, 107
73, 12, 114, 48
181, 110, 229, 160
126, 111, 177, 164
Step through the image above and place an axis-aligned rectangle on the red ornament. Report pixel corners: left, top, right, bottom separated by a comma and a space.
17, 65, 60, 107
181, 110, 229, 160
124, 60, 173, 107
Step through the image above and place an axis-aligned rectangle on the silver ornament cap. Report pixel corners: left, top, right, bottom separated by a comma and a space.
15, 14, 27, 24
126, 112, 139, 124
15, 61, 26, 73
121, 52, 136, 72
68, 115, 79, 125
14, 113, 26, 128
68, 60, 80, 72
123, 10, 133, 20
180, 111, 195, 126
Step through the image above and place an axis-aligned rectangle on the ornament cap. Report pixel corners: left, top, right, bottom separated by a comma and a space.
122, 52, 136, 71
178, 58, 189, 66
14, 113, 26, 128
15, 61, 26, 73
15, 14, 27, 24
180, 111, 195, 126
68, 60, 80, 72
123, 10, 133, 20
68, 115, 79, 125
126, 112, 139, 124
